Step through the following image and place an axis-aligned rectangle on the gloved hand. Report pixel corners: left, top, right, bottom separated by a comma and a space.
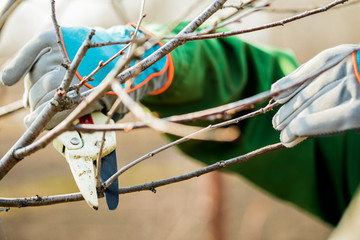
0, 24, 173, 129
271, 44, 360, 147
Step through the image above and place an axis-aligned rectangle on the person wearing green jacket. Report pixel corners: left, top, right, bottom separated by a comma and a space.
1, 22, 360, 230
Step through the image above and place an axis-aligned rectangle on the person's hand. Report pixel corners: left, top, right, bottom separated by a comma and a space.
0, 25, 173, 129
271, 44, 360, 147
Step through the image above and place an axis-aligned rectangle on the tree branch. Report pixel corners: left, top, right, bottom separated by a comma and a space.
103, 101, 277, 188
116, 0, 228, 83
0, 142, 284, 208
0, 99, 23, 117
111, 80, 239, 141
163, 0, 349, 41
265, 0, 359, 14
50, 0, 69, 66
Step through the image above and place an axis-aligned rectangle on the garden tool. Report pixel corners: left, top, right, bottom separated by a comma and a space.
53, 111, 119, 210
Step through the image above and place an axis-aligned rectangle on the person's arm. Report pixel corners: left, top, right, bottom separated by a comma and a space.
144, 23, 360, 226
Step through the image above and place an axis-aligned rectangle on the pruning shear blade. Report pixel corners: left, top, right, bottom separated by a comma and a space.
53, 111, 117, 210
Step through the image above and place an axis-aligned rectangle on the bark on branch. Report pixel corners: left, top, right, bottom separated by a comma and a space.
0, 142, 284, 208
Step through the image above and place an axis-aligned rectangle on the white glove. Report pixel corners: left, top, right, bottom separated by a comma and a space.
272, 44, 360, 147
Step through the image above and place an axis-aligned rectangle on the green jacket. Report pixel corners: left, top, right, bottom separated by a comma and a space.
142, 23, 360, 225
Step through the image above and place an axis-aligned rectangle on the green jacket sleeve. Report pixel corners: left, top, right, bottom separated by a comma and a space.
141, 22, 360, 225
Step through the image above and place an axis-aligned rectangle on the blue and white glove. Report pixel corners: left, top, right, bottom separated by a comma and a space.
0, 24, 173, 129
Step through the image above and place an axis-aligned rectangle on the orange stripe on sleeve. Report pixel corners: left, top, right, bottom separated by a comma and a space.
148, 51, 174, 95
58, 27, 84, 83
126, 23, 174, 95
352, 51, 360, 85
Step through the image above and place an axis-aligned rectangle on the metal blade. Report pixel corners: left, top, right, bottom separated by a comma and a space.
100, 150, 119, 210
67, 155, 99, 210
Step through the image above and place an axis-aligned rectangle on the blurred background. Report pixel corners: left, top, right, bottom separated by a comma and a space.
0, 0, 359, 239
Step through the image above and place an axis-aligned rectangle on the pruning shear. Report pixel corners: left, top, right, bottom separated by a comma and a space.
53, 111, 119, 210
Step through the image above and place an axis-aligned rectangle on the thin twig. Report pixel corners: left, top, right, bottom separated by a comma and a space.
104, 101, 277, 187
116, 0, 228, 83
97, 1, 147, 188
95, 91, 127, 187
89, 40, 131, 48
0, 99, 23, 117
217, 0, 262, 26
74, 42, 131, 91
120, 0, 147, 90
50, 0, 69, 66
56, 30, 96, 96
111, 80, 239, 141
132, 0, 146, 41
265, 0, 360, 14
212, 0, 271, 31
117, 142, 285, 194
163, 0, 349, 41
72, 104, 253, 133
0, 142, 284, 208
